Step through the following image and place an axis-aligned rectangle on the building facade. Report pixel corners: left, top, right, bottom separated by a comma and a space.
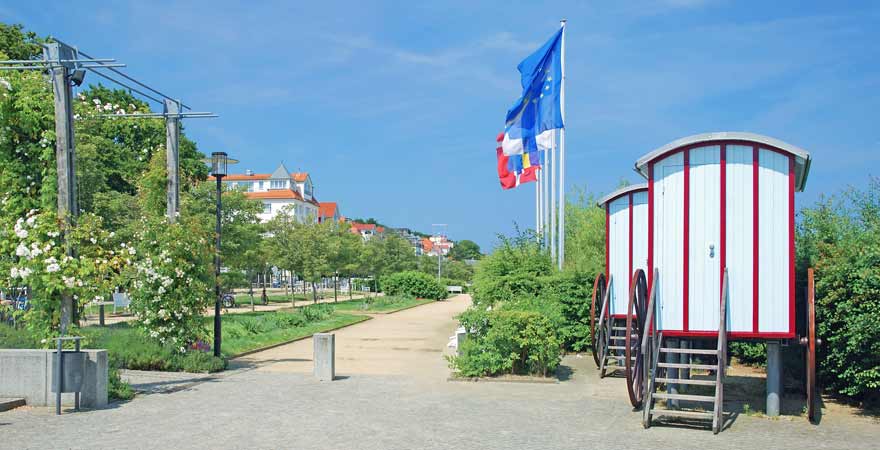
213, 163, 321, 223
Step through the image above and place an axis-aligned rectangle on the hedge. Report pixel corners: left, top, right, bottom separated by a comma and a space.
380, 271, 447, 300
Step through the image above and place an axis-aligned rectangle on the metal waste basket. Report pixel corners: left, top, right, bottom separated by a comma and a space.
51, 336, 85, 414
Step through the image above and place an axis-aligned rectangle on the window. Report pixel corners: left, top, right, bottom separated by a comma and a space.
262, 202, 271, 214
239, 181, 253, 192
270, 179, 286, 189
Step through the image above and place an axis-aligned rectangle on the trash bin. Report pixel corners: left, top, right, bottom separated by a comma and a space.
50, 351, 86, 393
51, 336, 85, 414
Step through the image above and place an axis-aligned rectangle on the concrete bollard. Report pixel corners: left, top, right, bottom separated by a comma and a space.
313, 333, 335, 381
456, 330, 468, 357
766, 341, 782, 417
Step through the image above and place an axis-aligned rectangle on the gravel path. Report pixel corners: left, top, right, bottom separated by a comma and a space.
2, 294, 876, 450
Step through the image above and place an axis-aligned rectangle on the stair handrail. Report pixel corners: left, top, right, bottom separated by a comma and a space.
597, 274, 612, 328
713, 267, 729, 434
640, 268, 659, 357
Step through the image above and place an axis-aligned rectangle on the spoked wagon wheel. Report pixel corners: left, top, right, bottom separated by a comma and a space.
590, 273, 607, 368
625, 269, 648, 408
805, 268, 819, 423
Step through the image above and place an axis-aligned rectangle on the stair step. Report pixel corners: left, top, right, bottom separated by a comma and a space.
608, 345, 626, 350
609, 336, 635, 341
653, 392, 715, 402
0, 397, 25, 412
658, 362, 717, 370
611, 327, 629, 331
660, 348, 719, 355
655, 377, 717, 386
605, 355, 636, 361
650, 409, 714, 420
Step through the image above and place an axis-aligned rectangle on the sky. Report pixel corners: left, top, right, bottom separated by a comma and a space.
2, 1, 879, 249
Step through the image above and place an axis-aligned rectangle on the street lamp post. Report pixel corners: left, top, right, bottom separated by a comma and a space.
206, 152, 237, 357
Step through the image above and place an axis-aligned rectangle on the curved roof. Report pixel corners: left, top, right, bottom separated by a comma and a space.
634, 132, 812, 191
597, 183, 648, 207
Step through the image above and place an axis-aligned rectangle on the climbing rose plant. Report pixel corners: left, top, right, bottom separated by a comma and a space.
0, 209, 127, 341
125, 217, 213, 352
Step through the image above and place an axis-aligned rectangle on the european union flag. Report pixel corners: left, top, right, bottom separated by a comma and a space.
502, 27, 564, 155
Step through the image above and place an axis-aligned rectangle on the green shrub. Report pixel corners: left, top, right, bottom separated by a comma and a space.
301, 303, 334, 322
539, 271, 592, 351
795, 181, 880, 402
108, 367, 134, 401
450, 307, 562, 377
380, 271, 447, 300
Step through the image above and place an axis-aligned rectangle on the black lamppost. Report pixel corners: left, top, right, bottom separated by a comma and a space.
206, 151, 237, 357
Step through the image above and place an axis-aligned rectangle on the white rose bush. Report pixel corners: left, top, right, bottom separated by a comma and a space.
124, 216, 213, 352
0, 209, 126, 341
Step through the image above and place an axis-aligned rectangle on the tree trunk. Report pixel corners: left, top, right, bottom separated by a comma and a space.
349, 277, 353, 299
311, 281, 318, 304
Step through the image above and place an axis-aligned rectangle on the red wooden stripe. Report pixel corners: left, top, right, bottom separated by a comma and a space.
628, 193, 634, 295
648, 163, 654, 291
662, 330, 795, 339
789, 155, 796, 336
752, 146, 760, 333
683, 149, 690, 332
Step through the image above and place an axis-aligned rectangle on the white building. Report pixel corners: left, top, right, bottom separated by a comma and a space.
213, 163, 320, 223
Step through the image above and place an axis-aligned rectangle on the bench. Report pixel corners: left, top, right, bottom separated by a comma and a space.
447, 286, 463, 294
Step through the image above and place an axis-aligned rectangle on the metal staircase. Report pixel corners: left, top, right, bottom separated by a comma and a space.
642, 269, 729, 434
600, 320, 636, 376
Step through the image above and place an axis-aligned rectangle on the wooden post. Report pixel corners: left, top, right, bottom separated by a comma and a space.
164, 99, 180, 223
46, 43, 78, 335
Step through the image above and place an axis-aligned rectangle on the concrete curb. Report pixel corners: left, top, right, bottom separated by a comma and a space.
335, 299, 435, 315
0, 397, 26, 412
229, 315, 372, 359
447, 375, 559, 384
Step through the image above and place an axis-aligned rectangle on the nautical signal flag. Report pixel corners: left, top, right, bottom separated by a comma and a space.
496, 132, 539, 190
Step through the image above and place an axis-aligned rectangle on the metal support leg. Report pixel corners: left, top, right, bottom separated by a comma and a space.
766, 341, 782, 417
667, 338, 679, 408
680, 340, 690, 381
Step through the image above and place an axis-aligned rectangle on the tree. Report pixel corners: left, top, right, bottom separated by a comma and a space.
450, 239, 482, 261
327, 227, 362, 300
562, 186, 605, 275
266, 209, 331, 303
0, 23, 43, 60
378, 235, 417, 276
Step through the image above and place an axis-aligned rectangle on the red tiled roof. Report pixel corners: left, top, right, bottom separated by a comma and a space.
291, 172, 309, 182
245, 190, 303, 200
350, 223, 376, 232
318, 202, 338, 218
421, 238, 433, 252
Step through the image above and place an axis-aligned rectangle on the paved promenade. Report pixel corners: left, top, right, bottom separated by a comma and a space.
2, 295, 876, 450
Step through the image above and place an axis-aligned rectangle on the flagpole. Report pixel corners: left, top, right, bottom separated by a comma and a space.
550, 131, 556, 261
535, 170, 541, 241
558, 19, 566, 271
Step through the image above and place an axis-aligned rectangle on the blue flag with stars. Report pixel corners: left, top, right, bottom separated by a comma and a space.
504, 27, 564, 144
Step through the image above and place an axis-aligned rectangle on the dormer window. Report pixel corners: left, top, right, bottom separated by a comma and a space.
270, 179, 287, 189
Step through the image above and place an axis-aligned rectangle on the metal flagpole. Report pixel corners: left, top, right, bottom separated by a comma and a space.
558, 19, 567, 270
550, 132, 556, 261
535, 170, 541, 241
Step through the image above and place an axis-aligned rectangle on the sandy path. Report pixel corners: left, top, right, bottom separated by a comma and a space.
231, 294, 472, 382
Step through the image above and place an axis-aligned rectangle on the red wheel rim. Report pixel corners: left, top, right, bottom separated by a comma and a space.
590, 273, 606, 368
625, 269, 647, 408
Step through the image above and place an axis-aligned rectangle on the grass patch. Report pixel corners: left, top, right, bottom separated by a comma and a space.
332, 295, 433, 313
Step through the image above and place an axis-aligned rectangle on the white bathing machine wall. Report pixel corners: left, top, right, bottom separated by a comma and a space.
635, 132, 811, 338
598, 184, 649, 318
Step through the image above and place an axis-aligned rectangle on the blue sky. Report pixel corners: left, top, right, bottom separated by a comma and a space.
3, 1, 879, 249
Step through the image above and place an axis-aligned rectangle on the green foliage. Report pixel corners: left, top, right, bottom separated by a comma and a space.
301, 303, 334, 322
450, 239, 482, 260
795, 180, 880, 401
563, 186, 605, 275
471, 229, 552, 307
380, 271, 447, 300
0, 23, 43, 60
450, 308, 562, 377
108, 367, 134, 401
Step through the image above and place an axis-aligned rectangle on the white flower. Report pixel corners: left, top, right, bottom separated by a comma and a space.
46, 263, 61, 273
93, 98, 101, 105
62, 276, 76, 288
128, 247, 136, 255
14, 228, 27, 239
15, 243, 29, 257
47, 231, 60, 238
10, 267, 19, 278
0, 78, 12, 90
18, 267, 32, 279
